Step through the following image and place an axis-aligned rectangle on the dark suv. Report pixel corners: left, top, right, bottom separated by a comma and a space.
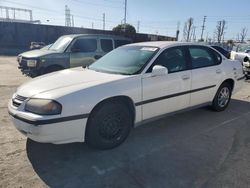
18, 34, 131, 77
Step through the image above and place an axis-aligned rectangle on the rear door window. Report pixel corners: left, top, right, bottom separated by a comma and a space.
100, 39, 113, 52
72, 38, 97, 52
189, 46, 220, 69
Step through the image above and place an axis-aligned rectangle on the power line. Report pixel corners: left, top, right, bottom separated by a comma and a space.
71, 0, 122, 9
1, 0, 119, 24
102, 0, 124, 4
3, 0, 248, 37
137, 20, 140, 32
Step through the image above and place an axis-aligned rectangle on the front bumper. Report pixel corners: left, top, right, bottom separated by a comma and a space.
8, 100, 88, 144
18, 65, 39, 77
17, 57, 39, 77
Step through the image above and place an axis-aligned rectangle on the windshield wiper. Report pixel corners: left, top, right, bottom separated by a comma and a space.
87, 67, 132, 75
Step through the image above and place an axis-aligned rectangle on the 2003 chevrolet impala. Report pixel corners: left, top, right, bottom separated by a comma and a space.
8, 42, 245, 149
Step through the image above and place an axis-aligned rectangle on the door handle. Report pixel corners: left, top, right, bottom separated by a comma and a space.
94, 55, 102, 60
216, 69, 222, 74
182, 75, 190, 80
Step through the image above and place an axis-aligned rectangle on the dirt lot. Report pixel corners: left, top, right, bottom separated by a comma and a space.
1, 56, 250, 188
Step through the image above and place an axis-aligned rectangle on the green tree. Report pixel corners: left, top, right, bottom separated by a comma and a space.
112, 24, 136, 35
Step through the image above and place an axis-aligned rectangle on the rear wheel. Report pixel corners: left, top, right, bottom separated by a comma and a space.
211, 82, 232, 111
85, 101, 132, 150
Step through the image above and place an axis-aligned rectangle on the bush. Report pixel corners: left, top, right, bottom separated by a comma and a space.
112, 24, 136, 35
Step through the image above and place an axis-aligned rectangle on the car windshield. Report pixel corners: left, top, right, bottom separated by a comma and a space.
237, 44, 250, 53
49, 36, 73, 51
89, 46, 158, 75
41, 44, 52, 50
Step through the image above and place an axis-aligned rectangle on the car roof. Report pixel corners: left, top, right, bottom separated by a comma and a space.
126, 41, 211, 49
63, 34, 131, 40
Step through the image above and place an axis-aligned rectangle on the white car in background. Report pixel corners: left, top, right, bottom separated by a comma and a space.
8, 42, 245, 149
231, 43, 250, 78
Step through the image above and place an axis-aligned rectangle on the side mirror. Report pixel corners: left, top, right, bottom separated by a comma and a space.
151, 65, 168, 77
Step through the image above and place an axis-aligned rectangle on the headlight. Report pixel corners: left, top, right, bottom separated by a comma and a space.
25, 99, 62, 115
27, 59, 37, 67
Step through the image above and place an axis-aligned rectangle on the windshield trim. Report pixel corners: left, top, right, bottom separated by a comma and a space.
134, 46, 160, 74
48, 36, 74, 52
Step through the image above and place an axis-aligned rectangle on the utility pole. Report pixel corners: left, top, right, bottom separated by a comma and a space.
13, 9, 15, 20
206, 32, 209, 42
192, 26, 197, 41
65, 5, 71, 27
103, 13, 106, 30
176, 21, 180, 41
124, 0, 127, 25
200, 16, 207, 41
123, 0, 127, 32
137, 21, 140, 33
29, 10, 33, 21
5, 6, 9, 19
71, 15, 74, 27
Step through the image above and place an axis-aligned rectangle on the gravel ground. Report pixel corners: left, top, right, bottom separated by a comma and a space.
0, 56, 250, 188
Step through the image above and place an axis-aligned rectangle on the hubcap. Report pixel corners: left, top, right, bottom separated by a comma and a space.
218, 87, 230, 108
99, 112, 122, 140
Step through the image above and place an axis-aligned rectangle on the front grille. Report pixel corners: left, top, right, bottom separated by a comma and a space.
19, 58, 28, 68
12, 95, 27, 108
19, 57, 34, 69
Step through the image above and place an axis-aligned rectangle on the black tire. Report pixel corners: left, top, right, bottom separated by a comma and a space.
44, 66, 63, 74
211, 82, 232, 112
85, 101, 133, 150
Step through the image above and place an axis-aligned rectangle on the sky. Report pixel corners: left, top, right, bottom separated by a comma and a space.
1, 0, 250, 41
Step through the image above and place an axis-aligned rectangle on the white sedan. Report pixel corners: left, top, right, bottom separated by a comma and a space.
230, 44, 250, 78
8, 42, 245, 149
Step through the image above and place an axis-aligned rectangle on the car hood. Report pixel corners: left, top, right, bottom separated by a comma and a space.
20, 49, 57, 58
16, 68, 127, 98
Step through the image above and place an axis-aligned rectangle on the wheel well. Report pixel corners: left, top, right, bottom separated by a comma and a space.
41, 65, 64, 74
244, 56, 249, 62
221, 79, 234, 91
88, 96, 136, 124
46, 65, 64, 70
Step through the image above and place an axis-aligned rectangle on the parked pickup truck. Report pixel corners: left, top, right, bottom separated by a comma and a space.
17, 34, 131, 77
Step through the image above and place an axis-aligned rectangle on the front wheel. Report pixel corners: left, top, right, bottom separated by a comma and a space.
85, 101, 133, 150
211, 82, 232, 111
